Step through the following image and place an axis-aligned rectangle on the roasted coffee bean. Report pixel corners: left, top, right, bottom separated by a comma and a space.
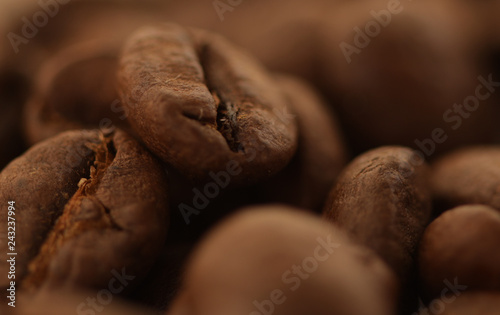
419, 205, 500, 299
0, 129, 168, 294
323, 146, 431, 282
23, 40, 124, 145
318, 0, 497, 155
431, 146, 500, 211
323, 146, 431, 313
118, 23, 298, 183
255, 74, 347, 210
168, 206, 397, 315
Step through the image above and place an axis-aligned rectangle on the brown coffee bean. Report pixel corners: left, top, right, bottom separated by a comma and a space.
168, 206, 397, 315
432, 292, 500, 315
23, 40, 124, 145
118, 23, 298, 183
318, 0, 497, 155
323, 146, 432, 313
431, 146, 500, 211
256, 74, 347, 210
9, 2, 175, 147
419, 205, 500, 299
323, 146, 431, 283
0, 129, 168, 294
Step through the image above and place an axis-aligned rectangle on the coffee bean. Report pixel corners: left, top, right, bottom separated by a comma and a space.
323, 146, 431, 313
431, 146, 500, 211
118, 23, 298, 183
23, 40, 123, 145
323, 146, 431, 281
0, 129, 168, 294
419, 205, 500, 299
1, 130, 96, 294
168, 206, 397, 315
318, 0, 497, 155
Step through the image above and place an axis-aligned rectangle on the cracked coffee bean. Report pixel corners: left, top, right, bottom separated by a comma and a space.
431, 146, 500, 212
419, 205, 500, 299
118, 23, 298, 183
0, 129, 168, 296
168, 206, 397, 315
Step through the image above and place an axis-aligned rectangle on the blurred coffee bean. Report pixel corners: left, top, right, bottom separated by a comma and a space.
431, 146, 500, 212
318, 0, 498, 156
168, 206, 397, 315
419, 205, 500, 299
23, 39, 126, 145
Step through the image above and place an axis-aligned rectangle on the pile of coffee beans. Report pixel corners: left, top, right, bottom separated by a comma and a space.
1, 0, 499, 314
